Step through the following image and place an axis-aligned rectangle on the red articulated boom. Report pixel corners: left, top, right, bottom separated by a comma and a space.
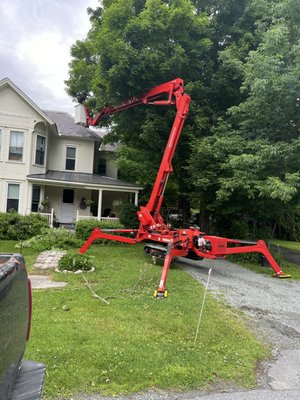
79, 78, 290, 298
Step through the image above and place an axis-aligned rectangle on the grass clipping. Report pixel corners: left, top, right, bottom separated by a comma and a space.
25, 245, 268, 399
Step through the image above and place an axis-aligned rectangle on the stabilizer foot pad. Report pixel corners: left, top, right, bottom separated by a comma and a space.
274, 273, 291, 279
153, 290, 168, 298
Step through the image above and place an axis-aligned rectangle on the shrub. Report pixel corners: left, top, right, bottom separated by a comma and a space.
0, 212, 49, 240
0, 211, 20, 240
119, 202, 139, 229
17, 228, 82, 250
58, 253, 93, 271
17, 213, 50, 240
75, 219, 124, 241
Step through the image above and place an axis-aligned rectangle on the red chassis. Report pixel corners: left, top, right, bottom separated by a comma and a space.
79, 78, 290, 297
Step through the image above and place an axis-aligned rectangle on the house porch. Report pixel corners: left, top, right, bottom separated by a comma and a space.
27, 171, 142, 225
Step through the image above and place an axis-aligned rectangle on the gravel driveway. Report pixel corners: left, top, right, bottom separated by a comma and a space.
61, 258, 300, 400
180, 258, 300, 399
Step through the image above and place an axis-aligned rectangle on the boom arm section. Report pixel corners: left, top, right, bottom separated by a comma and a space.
83, 78, 191, 230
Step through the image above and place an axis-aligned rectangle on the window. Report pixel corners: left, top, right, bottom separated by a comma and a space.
31, 186, 41, 212
9, 131, 24, 161
97, 158, 106, 175
35, 135, 46, 165
63, 189, 74, 203
7, 184, 20, 212
0, 129, 2, 157
65, 147, 76, 170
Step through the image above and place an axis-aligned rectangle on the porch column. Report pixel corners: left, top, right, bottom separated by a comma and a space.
40, 186, 45, 205
134, 191, 138, 206
97, 189, 103, 220
26, 182, 33, 215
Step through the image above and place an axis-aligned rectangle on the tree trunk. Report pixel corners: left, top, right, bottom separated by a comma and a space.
178, 196, 191, 225
199, 209, 210, 233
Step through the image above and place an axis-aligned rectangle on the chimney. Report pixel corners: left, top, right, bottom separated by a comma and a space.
75, 104, 87, 125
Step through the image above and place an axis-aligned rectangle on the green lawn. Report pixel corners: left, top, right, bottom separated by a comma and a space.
0, 240, 40, 271
21, 244, 269, 399
271, 239, 300, 252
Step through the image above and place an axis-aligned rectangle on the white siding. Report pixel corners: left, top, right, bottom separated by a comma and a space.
94, 150, 118, 179
0, 85, 48, 213
47, 137, 94, 173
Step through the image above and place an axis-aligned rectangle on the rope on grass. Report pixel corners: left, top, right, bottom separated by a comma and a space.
194, 267, 212, 345
130, 262, 153, 294
83, 274, 110, 305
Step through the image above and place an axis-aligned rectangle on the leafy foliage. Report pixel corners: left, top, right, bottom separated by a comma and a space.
0, 212, 49, 241
187, 0, 300, 239
119, 202, 139, 228
67, 0, 300, 240
18, 228, 82, 251
75, 219, 124, 241
277, 205, 300, 241
58, 253, 93, 272
66, 0, 214, 210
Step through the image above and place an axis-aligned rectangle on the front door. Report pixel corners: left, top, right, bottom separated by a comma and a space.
60, 189, 75, 223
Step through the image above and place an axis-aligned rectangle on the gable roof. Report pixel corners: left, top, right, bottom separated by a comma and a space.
43, 110, 98, 140
0, 77, 56, 126
0, 78, 101, 141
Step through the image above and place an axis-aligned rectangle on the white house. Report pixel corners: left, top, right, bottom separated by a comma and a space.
0, 78, 142, 224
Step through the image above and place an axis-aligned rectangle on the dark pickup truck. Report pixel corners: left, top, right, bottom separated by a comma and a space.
0, 254, 45, 400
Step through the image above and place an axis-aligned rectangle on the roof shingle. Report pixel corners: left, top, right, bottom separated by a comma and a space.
44, 110, 98, 139
27, 170, 142, 189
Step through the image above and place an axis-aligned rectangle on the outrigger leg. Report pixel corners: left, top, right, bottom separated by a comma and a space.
79, 228, 136, 254
257, 240, 291, 278
154, 243, 174, 298
218, 238, 291, 278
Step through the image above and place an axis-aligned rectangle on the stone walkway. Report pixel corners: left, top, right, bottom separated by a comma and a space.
29, 274, 67, 289
30, 250, 68, 289
33, 250, 66, 270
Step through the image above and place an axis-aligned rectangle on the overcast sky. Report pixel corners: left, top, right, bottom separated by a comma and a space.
0, 0, 99, 115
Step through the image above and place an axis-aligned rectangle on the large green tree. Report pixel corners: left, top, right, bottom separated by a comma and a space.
67, 0, 214, 207
188, 0, 300, 239
66, 0, 299, 239
66, 0, 254, 211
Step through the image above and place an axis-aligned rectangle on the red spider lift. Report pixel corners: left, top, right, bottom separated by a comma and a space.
79, 78, 290, 297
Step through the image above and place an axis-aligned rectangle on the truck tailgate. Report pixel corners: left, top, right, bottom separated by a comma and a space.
9, 361, 45, 400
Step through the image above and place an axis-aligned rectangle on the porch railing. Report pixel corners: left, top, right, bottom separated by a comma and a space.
76, 210, 119, 223
31, 208, 54, 228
